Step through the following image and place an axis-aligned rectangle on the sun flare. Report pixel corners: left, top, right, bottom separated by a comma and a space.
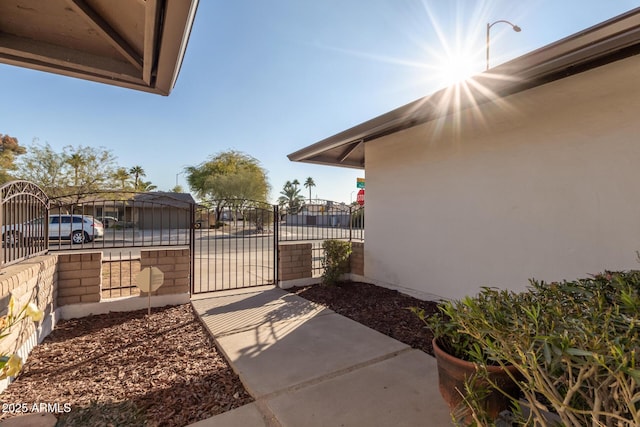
433, 52, 479, 88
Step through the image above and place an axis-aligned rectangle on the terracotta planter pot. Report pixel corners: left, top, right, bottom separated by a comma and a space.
432, 338, 521, 422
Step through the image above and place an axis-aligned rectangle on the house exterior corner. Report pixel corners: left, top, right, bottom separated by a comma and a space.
365, 54, 640, 300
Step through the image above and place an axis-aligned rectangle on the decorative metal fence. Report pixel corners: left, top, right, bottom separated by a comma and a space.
191, 199, 278, 293
102, 250, 141, 299
279, 199, 364, 242
279, 199, 364, 278
48, 191, 195, 299
2, 182, 366, 294
0, 181, 49, 268
48, 192, 194, 250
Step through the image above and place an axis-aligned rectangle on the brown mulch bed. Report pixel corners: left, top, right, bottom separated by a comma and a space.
0, 304, 253, 427
289, 281, 440, 355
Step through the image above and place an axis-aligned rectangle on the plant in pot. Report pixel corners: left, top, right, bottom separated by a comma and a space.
423, 272, 640, 426
412, 289, 523, 426
457, 274, 640, 426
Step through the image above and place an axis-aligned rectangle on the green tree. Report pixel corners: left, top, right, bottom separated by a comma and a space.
129, 165, 145, 189
0, 134, 27, 184
61, 145, 118, 197
137, 180, 157, 192
17, 143, 118, 198
278, 180, 305, 214
304, 177, 315, 202
185, 150, 270, 220
15, 141, 65, 195
113, 167, 131, 190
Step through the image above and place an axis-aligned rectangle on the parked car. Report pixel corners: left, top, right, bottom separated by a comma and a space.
1, 217, 44, 246
99, 216, 119, 228
49, 215, 104, 243
2, 214, 104, 245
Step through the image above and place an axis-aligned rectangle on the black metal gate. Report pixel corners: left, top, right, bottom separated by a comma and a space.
190, 200, 278, 293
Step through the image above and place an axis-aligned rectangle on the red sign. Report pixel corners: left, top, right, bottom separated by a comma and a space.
356, 189, 365, 206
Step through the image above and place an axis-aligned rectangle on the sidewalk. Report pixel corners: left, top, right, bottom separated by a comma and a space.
189, 285, 452, 427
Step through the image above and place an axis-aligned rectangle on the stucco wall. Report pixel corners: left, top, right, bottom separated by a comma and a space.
365, 54, 640, 300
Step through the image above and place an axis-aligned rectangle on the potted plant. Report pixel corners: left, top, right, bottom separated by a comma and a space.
456, 274, 640, 426
412, 290, 523, 425
419, 272, 640, 426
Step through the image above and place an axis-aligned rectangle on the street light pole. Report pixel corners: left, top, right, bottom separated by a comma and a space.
486, 20, 521, 70
176, 171, 184, 187
350, 191, 355, 204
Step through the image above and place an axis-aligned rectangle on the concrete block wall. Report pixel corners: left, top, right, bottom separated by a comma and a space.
279, 243, 312, 281
57, 252, 102, 306
350, 241, 364, 276
0, 255, 57, 389
140, 249, 190, 296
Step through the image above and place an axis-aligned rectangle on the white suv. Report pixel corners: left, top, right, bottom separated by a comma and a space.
2, 214, 104, 245
48, 215, 104, 244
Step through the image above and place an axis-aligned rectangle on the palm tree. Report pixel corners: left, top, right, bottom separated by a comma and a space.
304, 177, 315, 202
113, 167, 130, 190
129, 165, 146, 189
66, 153, 84, 188
278, 181, 305, 214
137, 180, 157, 192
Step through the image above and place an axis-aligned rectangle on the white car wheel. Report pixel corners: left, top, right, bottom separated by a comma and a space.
71, 230, 86, 244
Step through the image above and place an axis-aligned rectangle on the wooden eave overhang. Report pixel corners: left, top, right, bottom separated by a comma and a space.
0, 0, 199, 96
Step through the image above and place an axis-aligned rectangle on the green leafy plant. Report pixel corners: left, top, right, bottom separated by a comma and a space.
451, 273, 640, 426
411, 303, 482, 363
412, 293, 521, 426
321, 239, 352, 285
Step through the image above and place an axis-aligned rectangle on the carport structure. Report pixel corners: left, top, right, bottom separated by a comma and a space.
0, 0, 199, 95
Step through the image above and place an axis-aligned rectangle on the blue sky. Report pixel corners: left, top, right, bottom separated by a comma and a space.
1, 1, 638, 203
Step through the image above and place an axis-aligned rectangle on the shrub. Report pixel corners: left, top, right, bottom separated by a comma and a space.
321, 240, 352, 285
453, 273, 640, 426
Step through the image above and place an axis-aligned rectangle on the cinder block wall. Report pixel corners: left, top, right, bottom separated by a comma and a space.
350, 241, 364, 276
279, 243, 312, 281
57, 252, 102, 306
140, 249, 190, 296
0, 255, 56, 362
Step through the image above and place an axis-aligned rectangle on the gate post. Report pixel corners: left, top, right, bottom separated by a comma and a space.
273, 204, 279, 286
189, 201, 195, 294
349, 205, 353, 241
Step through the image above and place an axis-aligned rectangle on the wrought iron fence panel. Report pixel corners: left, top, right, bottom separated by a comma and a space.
191, 199, 277, 293
1, 180, 49, 268
48, 192, 193, 251
278, 199, 364, 242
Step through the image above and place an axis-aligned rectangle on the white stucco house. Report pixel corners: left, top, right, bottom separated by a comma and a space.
289, 9, 640, 300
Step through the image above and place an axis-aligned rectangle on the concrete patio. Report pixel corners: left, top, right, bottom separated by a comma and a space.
189, 285, 452, 426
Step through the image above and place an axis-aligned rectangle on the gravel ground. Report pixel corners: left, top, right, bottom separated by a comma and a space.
0, 282, 439, 426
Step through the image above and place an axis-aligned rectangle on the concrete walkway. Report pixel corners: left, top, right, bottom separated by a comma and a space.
189, 285, 452, 427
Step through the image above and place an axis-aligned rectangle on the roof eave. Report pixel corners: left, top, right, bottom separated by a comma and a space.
288, 7, 640, 167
